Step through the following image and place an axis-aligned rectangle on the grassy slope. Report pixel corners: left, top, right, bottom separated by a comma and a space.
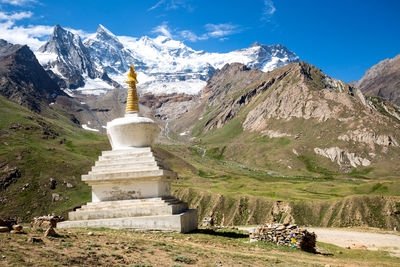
1, 227, 399, 266
0, 96, 109, 221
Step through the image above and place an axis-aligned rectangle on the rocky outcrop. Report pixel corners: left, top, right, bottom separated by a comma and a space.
338, 128, 399, 149
0, 164, 21, 190
0, 39, 65, 112
314, 147, 371, 168
356, 54, 400, 106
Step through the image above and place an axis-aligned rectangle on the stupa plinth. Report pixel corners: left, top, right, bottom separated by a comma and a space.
58, 66, 197, 233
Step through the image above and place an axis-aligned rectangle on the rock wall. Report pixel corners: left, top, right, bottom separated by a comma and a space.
313, 147, 371, 167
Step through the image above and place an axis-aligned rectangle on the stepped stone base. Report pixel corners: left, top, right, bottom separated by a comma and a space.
58, 146, 198, 233
58, 208, 197, 233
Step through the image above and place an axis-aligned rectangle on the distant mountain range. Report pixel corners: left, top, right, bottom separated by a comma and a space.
35, 24, 299, 96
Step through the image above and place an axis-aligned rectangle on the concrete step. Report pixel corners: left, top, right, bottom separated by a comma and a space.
69, 201, 188, 220
94, 161, 158, 169
82, 169, 176, 181
91, 163, 159, 172
102, 148, 152, 156
95, 157, 157, 166
86, 197, 173, 206
82, 199, 183, 210
99, 154, 155, 161
58, 209, 198, 233
100, 152, 153, 159
77, 200, 187, 211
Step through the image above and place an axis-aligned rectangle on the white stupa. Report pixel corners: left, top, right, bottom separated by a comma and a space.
58, 66, 197, 232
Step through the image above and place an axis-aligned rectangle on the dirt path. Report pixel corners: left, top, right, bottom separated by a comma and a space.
307, 227, 400, 256
239, 226, 400, 256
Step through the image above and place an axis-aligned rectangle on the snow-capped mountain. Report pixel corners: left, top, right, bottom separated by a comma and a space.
84, 25, 142, 77
34, 24, 299, 96
35, 25, 117, 92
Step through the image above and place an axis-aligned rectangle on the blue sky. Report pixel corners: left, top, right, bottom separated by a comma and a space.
0, 0, 399, 82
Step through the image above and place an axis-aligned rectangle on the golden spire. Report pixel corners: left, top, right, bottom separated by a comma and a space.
125, 65, 139, 114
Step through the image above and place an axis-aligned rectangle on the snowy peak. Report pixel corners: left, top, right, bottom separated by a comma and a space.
39, 24, 86, 56
97, 24, 116, 37
91, 24, 123, 50
84, 25, 138, 78
36, 25, 115, 90
234, 42, 299, 72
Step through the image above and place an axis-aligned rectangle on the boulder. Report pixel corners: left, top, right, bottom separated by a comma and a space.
0, 226, 9, 232
12, 224, 23, 231
44, 227, 58, 237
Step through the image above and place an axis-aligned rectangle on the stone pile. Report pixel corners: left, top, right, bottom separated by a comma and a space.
31, 215, 63, 229
249, 223, 316, 253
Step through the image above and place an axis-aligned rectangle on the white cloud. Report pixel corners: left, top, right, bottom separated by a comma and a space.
148, 0, 193, 12
148, 0, 165, 11
0, 10, 52, 50
0, 11, 33, 21
151, 21, 173, 38
152, 22, 241, 42
0, 21, 53, 50
0, 10, 91, 50
179, 30, 207, 42
262, 0, 276, 20
0, 0, 37, 6
205, 23, 238, 38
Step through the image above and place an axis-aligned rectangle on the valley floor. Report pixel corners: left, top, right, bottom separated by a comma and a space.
0, 227, 399, 266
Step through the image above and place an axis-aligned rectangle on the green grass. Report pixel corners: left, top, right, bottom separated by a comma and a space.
159, 144, 400, 203
0, 96, 109, 221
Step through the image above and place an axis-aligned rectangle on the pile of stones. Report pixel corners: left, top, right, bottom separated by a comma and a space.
31, 215, 63, 229
249, 223, 316, 253
31, 215, 63, 237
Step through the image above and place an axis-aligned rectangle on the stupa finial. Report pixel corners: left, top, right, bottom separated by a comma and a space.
125, 65, 139, 114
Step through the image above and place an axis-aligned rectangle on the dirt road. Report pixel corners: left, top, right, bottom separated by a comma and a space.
239, 226, 400, 256
307, 227, 400, 256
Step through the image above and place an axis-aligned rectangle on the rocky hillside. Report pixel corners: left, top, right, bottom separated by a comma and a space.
0, 40, 66, 113
174, 61, 400, 177
356, 54, 400, 106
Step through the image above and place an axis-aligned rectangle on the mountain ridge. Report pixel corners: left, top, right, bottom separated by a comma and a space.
34, 24, 299, 96
172, 61, 400, 176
